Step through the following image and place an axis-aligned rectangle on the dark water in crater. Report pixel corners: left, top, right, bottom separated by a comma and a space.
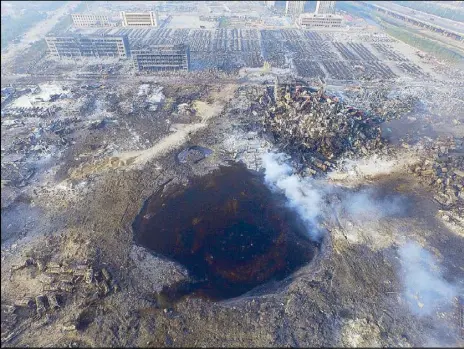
132, 163, 318, 301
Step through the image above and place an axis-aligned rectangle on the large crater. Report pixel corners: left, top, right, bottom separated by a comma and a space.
133, 163, 318, 301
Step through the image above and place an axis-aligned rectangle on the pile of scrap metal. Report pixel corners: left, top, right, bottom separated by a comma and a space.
260, 82, 386, 174
409, 136, 464, 213
342, 86, 420, 122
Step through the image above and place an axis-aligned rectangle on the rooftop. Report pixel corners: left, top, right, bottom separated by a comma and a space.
300, 13, 343, 19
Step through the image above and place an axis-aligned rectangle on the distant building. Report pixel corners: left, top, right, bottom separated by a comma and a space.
315, 1, 336, 15
71, 14, 112, 27
120, 11, 159, 27
298, 13, 343, 28
265, 1, 276, 7
45, 35, 130, 59
285, 1, 305, 17
131, 44, 190, 72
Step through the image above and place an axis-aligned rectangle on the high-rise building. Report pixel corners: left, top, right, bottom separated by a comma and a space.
120, 11, 159, 27
131, 44, 190, 72
285, 1, 305, 17
45, 35, 130, 59
315, 1, 336, 15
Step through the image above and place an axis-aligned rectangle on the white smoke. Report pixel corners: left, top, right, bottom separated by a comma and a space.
398, 242, 458, 316
328, 153, 416, 183
262, 152, 323, 241
261, 151, 460, 345
261, 152, 410, 241
340, 188, 407, 221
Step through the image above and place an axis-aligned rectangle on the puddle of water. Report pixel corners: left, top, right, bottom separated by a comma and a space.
177, 146, 213, 164
133, 163, 317, 301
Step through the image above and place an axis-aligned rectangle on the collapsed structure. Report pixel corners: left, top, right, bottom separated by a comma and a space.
259, 81, 385, 173
409, 137, 464, 210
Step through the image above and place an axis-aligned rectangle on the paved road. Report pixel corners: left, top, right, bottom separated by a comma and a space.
0, 73, 245, 87
371, 1, 464, 36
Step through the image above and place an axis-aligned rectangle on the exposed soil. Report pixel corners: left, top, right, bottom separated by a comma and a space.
1, 80, 463, 348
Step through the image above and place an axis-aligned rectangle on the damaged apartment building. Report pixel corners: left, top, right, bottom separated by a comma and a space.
45, 33, 190, 72
132, 44, 190, 72
45, 34, 130, 58
71, 14, 114, 28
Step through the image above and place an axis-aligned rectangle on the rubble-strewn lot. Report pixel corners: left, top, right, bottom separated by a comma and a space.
2, 72, 463, 347
2, 2, 464, 347
408, 137, 464, 229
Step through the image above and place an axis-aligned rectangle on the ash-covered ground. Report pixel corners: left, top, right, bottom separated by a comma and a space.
1, 2, 464, 345
1, 74, 463, 347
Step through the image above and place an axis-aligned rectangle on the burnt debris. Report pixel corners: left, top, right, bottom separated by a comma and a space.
259, 81, 386, 175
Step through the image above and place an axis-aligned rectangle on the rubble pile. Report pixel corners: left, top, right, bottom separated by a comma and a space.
342, 87, 420, 121
1, 258, 119, 344
2, 117, 80, 159
1, 116, 84, 190
259, 82, 387, 174
10, 257, 120, 302
409, 136, 464, 214
177, 103, 195, 117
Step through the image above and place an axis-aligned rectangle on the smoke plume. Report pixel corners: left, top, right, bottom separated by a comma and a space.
339, 187, 408, 221
261, 152, 460, 345
262, 152, 409, 241
398, 241, 458, 316
262, 152, 323, 241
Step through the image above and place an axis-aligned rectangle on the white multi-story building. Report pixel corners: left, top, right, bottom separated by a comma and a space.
45, 35, 130, 59
71, 14, 112, 27
315, 1, 336, 15
298, 13, 342, 28
120, 11, 159, 27
285, 1, 305, 17
132, 44, 190, 72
